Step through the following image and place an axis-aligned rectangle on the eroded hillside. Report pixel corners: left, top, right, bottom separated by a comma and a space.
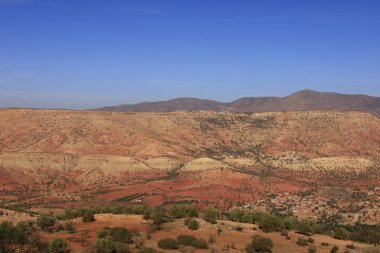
0, 109, 379, 224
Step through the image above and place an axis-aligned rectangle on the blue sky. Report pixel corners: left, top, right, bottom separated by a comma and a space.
0, 0, 379, 109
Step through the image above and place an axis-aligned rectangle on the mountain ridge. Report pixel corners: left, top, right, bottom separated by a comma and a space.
95, 89, 380, 115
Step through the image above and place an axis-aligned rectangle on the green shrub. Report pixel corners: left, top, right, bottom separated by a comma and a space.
177, 235, 197, 246
96, 236, 115, 253
334, 227, 350, 240
308, 246, 317, 253
331, 246, 339, 253
114, 242, 131, 253
157, 238, 179, 249
297, 219, 318, 236
186, 219, 200, 230
168, 205, 198, 218
258, 214, 285, 233
13, 221, 32, 245
82, 211, 95, 223
245, 235, 273, 253
346, 244, 355, 249
0, 221, 15, 253
204, 208, 219, 224
138, 248, 157, 253
109, 227, 132, 244
96, 229, 109, 239
321, 242, 329, 246
49, 237, 69, 253
242, 214, 253, 223
192, 239, 208, 249
296, 237, 309, 246
283, 216, 298, 230
308, 237, 314, 244
64, 221, 75, 234
228, 209, 245, 222
37, 215, 56, 230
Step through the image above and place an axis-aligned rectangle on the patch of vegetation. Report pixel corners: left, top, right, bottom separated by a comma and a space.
114, 193, 147, 202
82, 211, 95, 223
49, 237, 70, 253
258, 214, 285, 233
137, 248, 157, 253
186, 219, 200, 230
167, 204, 198, 219
245, 235, 274, 253
296, 237, 309, 246
176, 235, 208, 249
157, 238, 179, 250
204, 207, 219, 224
37, 215, 56, 231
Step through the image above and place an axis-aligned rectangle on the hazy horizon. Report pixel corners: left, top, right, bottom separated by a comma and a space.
1, 0, 380, 109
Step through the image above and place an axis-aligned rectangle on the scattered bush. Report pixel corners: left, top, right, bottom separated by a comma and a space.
346, 244, 355, 249
96, 236, 115, 253
192, 239, 208, 249
297, 219, 317, 236
308, 246, 317, 253
204, 208, 219, 224
334, 227, 350, 240
157, 238, 179, 250
82, 211, 95, 223
331, 246, 339, 253
177, 235, 197, 246
109, 227, 132, 244
64, 221, 75, 234
186, 219, 199, 230
37, 215, 56, 230
258, 214, 285, 233
245, 235, 273, 253
168, 205, 198, 219
296, 237, 309, 246
114, 242, 131, 253
138, 248, 157, 253
49, 237, 69, 253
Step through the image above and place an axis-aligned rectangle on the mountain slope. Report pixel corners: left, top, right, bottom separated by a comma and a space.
96, 90, 380, 115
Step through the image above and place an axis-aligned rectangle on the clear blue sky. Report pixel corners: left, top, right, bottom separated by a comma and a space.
0, 0, 379, 109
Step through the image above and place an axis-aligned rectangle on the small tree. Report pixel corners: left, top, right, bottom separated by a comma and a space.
245, 235, 273, 253
187, 219, 200, 230
49, 237, 69, 253
82, 211, 95, 223
258, 214, 285, 233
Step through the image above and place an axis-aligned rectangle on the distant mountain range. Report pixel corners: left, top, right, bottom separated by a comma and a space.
96, 89, 380, 115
